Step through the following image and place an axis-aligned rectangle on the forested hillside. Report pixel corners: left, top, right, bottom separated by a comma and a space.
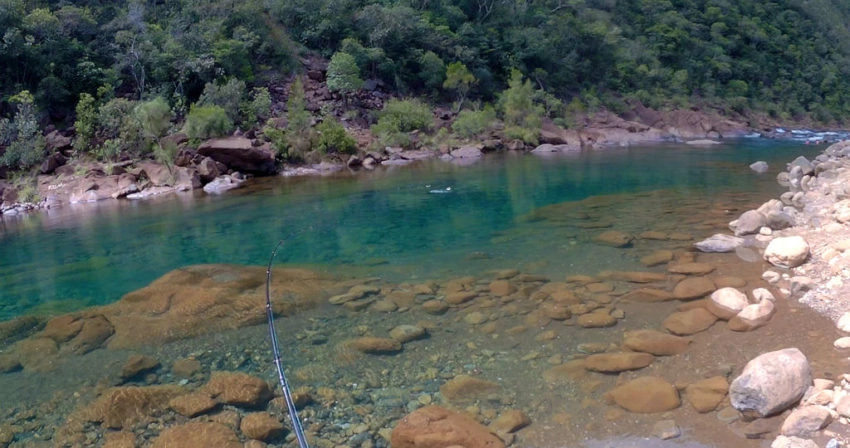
2, 0, 850, 171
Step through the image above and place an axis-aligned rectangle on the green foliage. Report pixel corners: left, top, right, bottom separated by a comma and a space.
418, 51, 446, 95
498, 70, 542, 145
371, 98, 432, 148
198, 78, 246, 124
246, 87, 272, 125
443, 62, 476, 111
316, 118, 357, 155
452, 106, 498, 139
327, 52, 363, 95
74, 93, 97, 153
134, 97, 172, 143
0, 91, 45, 170
184, 105, 233, 140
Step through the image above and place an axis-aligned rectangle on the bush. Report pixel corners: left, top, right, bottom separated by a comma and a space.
246, 87, 272, 125
74, 93, 97, 153
198, 78, 246, 124
184, 104, 233, 140
498, 70, 542, 145
134, 97, 172, 152
452, 106, 497, 138
0, 91, 46, 170
374, 98, 432, 133
316, 119, 357, 154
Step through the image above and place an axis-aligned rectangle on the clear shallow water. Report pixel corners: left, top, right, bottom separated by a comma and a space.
0, 140, 824, 321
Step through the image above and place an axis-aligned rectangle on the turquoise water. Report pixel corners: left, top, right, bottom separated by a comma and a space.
0, 140, 823, 321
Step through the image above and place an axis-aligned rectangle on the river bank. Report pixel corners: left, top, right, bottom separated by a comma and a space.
2, 100, 841, 219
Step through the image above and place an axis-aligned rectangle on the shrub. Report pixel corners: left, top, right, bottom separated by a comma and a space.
316, 119, 357, 154
74, 93, 97, 153
375, 98, 432, 133
184, 104, 233, 140
246, 87, 272, 125
498, 70, 542, 145
452, 106, 497, 138
198, 78, 246, 124
0, 91, 46, 170
134, 97, 173, 153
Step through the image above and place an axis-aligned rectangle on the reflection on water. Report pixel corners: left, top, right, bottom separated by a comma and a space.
0, 140, 841, 447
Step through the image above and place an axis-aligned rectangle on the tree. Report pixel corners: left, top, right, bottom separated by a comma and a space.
327, 51, 363, 98
0, 90, 46, 170
74, 93, 97, 153
418, 51, 446, 96
498, 69, 542, 145
443, 62, 476, 112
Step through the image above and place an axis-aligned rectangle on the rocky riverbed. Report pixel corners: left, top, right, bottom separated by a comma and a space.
3, 142, 850, 447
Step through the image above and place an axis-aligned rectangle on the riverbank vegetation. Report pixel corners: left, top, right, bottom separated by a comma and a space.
2, 0, 850, 174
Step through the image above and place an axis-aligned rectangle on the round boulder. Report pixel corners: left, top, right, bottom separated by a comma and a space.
763, 236, 810, 268
706, 287, 750, 320
729, 348, 812, 417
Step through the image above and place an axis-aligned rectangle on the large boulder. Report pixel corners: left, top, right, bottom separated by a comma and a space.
730, 348, 812, 417
197, 137, 276, 175
390, 405, 505, 448
763, 236, 810, 268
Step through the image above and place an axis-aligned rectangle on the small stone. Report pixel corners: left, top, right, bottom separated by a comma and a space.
663, 308, 718, 336
834, 337, 850, 349
421, 300, 448, 315
440, 375, 501, 402
672, 277, 716, 300
204, 371, 273, 408
584, 352, 654, 373
686, 376, 729, 413
389, 325, 427, 343
779, 406, 832, 437
652, 419, 681, 440
240, 412, 284, 441
623, 329, 691, 356
640, 250, 674, 267
667, 262, 715, 275
577, 311, 617, 328
446, 291, 478, 305
172, 358, 202, 378
728, 300, 775, 332
151, 422, 241, 448
606, 376, 680, 413
348, 337, 402, 354
490, 409, 531, 434
838, 312, 850, 332
371, 300, 399, 312
169, 393, 217, 417
763, 271, 781, 284
464, 311, 488, 325
594, 230, 633, 247
771, 436, 819, 448
121, 355, 161, 379
489, 280, 517, 297
706, 287, 750, 320
540, 302, 571, 320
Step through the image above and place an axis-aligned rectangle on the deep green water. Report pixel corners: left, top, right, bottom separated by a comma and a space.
0, 140, 824, 321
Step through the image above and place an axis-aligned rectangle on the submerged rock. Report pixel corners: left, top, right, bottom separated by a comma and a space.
391, 405, 505, 448
694, 234, 744, 253
607, 376, 680, 413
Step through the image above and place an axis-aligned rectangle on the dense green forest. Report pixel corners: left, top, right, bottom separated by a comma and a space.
3, 0, 850, 171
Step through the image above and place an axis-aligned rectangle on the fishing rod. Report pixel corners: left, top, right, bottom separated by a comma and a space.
265, 240, 310, 448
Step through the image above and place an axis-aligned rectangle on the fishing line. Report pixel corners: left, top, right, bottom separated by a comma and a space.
265, 240, 310, 448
